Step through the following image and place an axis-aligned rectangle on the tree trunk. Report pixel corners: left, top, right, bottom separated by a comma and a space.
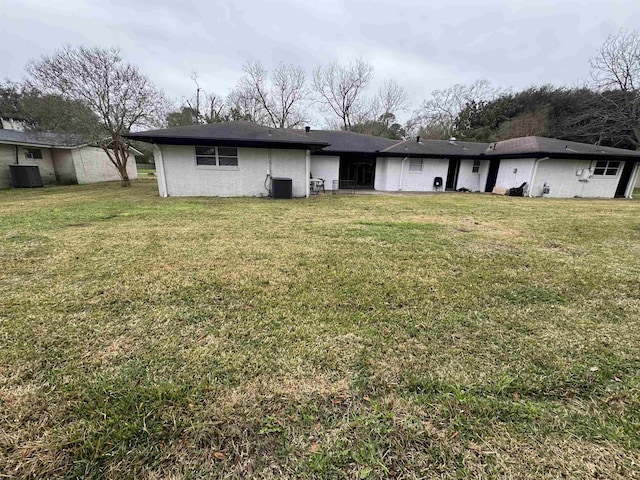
119, 164, 131, 187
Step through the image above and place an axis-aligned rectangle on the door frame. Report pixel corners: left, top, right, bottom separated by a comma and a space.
339, 154, 376, 189
445, 158, 460, 190
615, 160, 637, 198
485, 158, 501, 192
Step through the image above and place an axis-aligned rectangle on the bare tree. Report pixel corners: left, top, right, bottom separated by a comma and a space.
27, 45, 166, 187
226, 81, 269, 123
409, 79, 500, 139
372, 79, 409, 119
590, 29, 640, 148
176, 73, 228, 125
231, 61, 308, 128
312, 59, 374, 130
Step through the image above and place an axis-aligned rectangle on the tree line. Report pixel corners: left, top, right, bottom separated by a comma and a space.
0, 29, 638, 186
166, 59, 410, 139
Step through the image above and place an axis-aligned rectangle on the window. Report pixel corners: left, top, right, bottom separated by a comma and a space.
408, 158, 423, 173
472, 160, 481, 173
593, 160, 620, 176
195, 146, 238, 167
24, 148, 43, 159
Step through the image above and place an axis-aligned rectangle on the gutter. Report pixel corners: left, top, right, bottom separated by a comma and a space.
528, 156, 549, 197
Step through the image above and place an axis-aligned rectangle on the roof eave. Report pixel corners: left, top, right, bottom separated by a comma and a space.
0, 139, 86, 149
123, 134, 328, 150
486, 151, 640, 161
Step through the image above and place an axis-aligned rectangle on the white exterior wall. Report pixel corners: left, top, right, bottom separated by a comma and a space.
375, 157, 449, 192
455, 159, 490, 192
0, 144, 16, 188
494, 158, 536, 190
72, 147, 138, 184
310, 155, 340, 190
0, 145, 57, 186
157, 145, 309, 197
52, 149, 77, 184
531, 158, 626, 198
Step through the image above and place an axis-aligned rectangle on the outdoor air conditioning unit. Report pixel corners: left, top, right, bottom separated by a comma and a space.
9, 165, 43, 188
271, 177, 292, 199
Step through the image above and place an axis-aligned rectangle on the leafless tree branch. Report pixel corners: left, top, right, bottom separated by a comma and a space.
26, 45, 167, 186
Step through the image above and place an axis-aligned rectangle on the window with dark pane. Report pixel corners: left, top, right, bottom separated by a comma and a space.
25, 148, 43, 159
593, 160, 620, 176
195, 146, 238, 167
472, 160, 481, 173
218, 147, 238, 166
593, 161, 607, 176
606, 161, 620, 175
196, 147, 217, 156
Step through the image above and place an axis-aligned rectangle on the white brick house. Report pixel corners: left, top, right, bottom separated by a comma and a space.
127, 122, 640, 199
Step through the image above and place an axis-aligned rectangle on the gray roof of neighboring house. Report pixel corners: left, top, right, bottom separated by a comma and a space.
288, 128, 399, 154
0, 129, 88, 148
380, 138, 490, 157
485, 136, 640, 159
125, 121, 329, 150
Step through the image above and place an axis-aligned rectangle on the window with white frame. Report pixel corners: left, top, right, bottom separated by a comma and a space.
593, 160, 620, 176
24, 148, 43, 159
408, 158, 423, 173
472, 159, 481, 173
195, 146, 238, 167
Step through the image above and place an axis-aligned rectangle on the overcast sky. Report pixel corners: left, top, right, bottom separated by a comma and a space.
1, 0, 638, 125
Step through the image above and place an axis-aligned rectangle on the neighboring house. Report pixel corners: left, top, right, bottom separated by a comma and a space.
0, 117, 27, 131
125, 122, 640, 199
0, 129, 138, 188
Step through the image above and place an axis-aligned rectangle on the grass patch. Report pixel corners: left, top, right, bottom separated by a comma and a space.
1, 180, 639, 478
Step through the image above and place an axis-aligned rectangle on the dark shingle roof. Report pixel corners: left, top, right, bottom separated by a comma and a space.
0, 129, 87, 148
486, 136, 640, 159
125, 121, 329, 149
124, 122, 640, 160
288, 129, 399, 153
380, 138, 490, 157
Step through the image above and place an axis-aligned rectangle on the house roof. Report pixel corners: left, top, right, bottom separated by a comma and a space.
380, 138, 490, 157
485, 136, 640, 159
0, 129, 88, 148
288, 128, 399, 154
124, 122, 640, 161
125, 121, 330, 150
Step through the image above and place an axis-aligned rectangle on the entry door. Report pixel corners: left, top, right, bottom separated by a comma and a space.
615, 161, 636, 198
339, 155, 376, 189
485, 159, 501, 192
355, 162, 375, 187
445, 159, 460, 190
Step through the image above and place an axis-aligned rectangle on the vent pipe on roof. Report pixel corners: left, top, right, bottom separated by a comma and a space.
449, 137, 457, 144
305, 126, 311, 133
416, 135, 420, 143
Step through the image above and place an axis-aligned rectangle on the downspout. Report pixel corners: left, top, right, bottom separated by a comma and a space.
398, 156, 409, 191
154, 143, 168, 197
265, 148, 273, 197
529, 156, 549, 197
305, 149, 311, 198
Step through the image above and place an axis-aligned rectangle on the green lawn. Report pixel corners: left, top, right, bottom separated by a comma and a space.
1, 180, 639, 479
